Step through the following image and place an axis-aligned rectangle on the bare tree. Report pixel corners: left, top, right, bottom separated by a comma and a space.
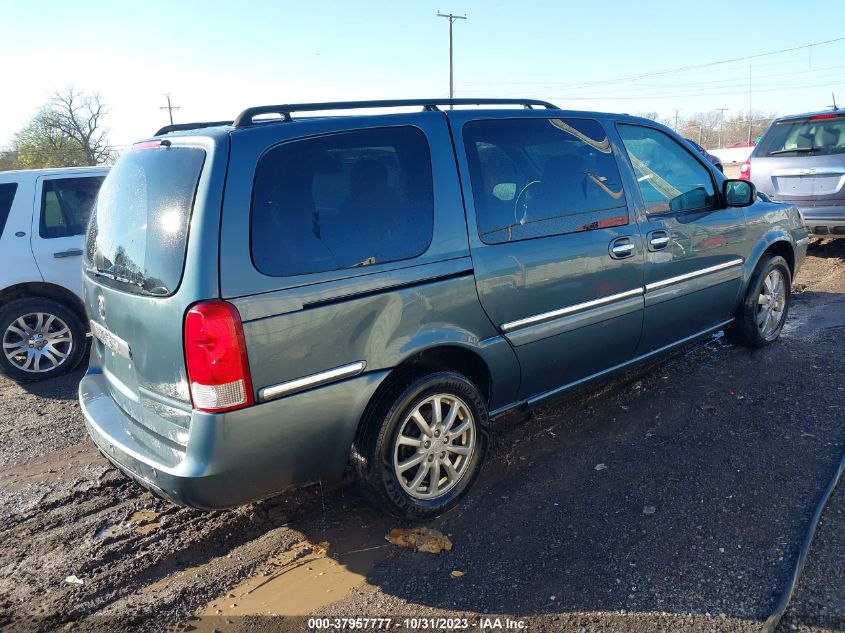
676, 110, 775, 149
11, 87, 113, 168
634, 111, 665, 124
48, 87, 113, 165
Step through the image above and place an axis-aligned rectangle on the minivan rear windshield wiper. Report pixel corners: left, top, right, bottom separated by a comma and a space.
768, 147, 816, 156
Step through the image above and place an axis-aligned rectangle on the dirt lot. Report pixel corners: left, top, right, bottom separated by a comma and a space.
0, 241, 843, 633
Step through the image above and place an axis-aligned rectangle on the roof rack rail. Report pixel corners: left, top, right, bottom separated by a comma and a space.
155, 120, 233, 136
232, 98, 558, 128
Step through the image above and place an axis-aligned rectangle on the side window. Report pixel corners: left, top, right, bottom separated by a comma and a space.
0, 183, 18, 239
251, 126, 434, 277
462, 118, 627, 244
40, 176, 105, 238
617, 124, 717, 215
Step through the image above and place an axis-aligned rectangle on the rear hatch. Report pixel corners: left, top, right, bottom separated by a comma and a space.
83, 136, 224, 466
751, 113, 845, 208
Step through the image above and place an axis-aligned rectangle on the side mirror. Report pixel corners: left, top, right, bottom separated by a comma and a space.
723, 179, 756, 207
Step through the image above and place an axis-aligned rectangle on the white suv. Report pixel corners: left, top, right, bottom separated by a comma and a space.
0, 167, 108, 380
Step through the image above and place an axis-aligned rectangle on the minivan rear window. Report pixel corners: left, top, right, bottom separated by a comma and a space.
755, 115, 845, 157
250, 126, 434, 277
85, 146, 206, 296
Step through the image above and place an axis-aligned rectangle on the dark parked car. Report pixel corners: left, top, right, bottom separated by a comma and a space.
79, 98, 808, 519
685, 138, 724, 172
743, 109, 845, 237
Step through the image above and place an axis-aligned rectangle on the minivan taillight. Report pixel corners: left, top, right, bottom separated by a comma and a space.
739, 160, 751, 181
184, 301, 254, 412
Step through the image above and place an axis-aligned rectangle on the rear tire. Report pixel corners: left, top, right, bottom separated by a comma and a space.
725, 254, 791, 348
0, 297, 87, 381
353, 371, 489, 521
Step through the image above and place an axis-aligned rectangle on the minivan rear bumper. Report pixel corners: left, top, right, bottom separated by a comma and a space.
80, 368, 388, 509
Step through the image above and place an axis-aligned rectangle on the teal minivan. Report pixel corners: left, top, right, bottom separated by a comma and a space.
79, 99, 808, 519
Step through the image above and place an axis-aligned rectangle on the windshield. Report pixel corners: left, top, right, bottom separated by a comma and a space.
85, 145, 206, 296
755, 116, 845, 157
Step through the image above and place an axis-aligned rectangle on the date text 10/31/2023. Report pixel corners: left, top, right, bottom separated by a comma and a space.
306, 617, 528, 630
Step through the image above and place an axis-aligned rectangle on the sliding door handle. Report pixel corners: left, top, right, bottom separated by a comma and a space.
647, 230, 670, 251
609, 237, 636, 259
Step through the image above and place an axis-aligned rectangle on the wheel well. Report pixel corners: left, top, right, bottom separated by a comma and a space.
763, 240, 795, 277
362, 345, 493, 426
0, 282, 87, 324
392, 346, 492, 403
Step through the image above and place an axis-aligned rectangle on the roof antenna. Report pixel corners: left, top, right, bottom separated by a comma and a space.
830, 92, 839, 111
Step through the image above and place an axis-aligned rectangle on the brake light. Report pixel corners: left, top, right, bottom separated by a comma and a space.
132, 140, 172, 151
184, 301, 254, 412
810, 113, 842, 120
739, 160, 751, 181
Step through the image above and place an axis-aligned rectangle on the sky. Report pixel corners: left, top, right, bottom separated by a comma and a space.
1, 0, 844, 150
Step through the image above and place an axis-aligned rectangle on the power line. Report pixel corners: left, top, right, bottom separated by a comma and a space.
558, 35, 845, 90
458, 63, 845, 94
471, 74, 845, 102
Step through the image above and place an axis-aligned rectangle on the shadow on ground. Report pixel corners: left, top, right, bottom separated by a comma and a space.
284, 326, 845, 629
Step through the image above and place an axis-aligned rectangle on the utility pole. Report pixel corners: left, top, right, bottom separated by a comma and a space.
674, 109, 679, 131
437, 12, 467, 103
716, 108, 729, 148
160, 93, 180, 125
747, 65, 753, 145
689, 125, 702, 145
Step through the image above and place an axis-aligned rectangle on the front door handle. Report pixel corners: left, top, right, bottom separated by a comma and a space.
53, 248, 83, 258
647, 230, 670, 251
609, 237, 636, 259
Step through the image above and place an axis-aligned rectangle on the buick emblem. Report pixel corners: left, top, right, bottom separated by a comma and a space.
97, 295, 106, 320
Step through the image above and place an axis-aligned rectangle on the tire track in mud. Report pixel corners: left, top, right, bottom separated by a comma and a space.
0, 440, 345, 632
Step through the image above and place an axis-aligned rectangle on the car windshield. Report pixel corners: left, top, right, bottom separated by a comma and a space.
755, 115, 845, 157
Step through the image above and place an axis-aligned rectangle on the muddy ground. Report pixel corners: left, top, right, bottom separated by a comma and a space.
0, 241, 843, 633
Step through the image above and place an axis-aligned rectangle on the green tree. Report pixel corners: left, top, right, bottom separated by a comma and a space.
11, 87, 113, 169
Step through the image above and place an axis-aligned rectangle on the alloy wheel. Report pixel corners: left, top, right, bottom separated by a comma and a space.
2, 312, 74, 374
756, 269, 787, 339
392, 394, 476, 500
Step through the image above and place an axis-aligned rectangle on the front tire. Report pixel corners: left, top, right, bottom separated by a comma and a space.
726, 254, 791, 348
353, 371, 490, 521
0, 297, 87, 381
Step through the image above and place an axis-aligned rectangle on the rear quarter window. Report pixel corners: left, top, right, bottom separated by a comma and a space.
0, 183, 18, 239
250, 126, 434, 277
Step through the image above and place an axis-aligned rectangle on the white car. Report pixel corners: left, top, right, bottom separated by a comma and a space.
0, 166, 108, 380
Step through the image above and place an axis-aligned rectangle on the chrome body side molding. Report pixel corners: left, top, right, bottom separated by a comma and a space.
500, 258, 744, 335
644, 258, 744, 292
259, 361, 366, 402
501, 288, 644, 333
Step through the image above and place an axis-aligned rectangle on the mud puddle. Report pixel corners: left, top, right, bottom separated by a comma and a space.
0, 443, 100, 492
184, 498, 397, 629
